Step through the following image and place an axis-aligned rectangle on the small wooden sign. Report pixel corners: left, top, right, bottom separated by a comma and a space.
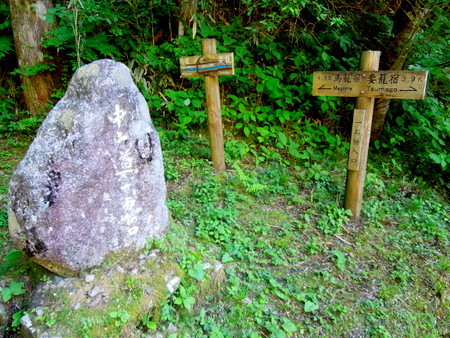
348, 109, 366, 171
312, 70, 428, 100
180, 53, 234, 78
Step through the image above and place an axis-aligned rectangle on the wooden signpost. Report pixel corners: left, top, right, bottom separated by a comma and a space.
180, 39, 234, 171
312, 51, 428, 221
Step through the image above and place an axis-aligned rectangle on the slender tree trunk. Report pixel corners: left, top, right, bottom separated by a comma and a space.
371, 0, 430, 140
176, 0, 198, 38
8, 0, 59, 116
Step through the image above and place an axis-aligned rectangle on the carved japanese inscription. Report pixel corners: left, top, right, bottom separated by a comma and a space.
348, 109, 366, 171
312, 70, 428, 99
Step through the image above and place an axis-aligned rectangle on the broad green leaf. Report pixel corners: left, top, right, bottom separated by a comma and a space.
221, 252, 234, 263
238, 103, 247, 114
282, 318, 297, 333
304, 300, 319, 313
183, 295, 196, 310
192, 99, 202, 108
244, 126, 250, 136
188, 263, 204, 281
1, 281, 25, 302
174, 98, 185, 106
182, 116, 192, 125
332, 250, 346, 270
146, 321, 156, 329
0, 250, 23, 274
278, 132, 288, 146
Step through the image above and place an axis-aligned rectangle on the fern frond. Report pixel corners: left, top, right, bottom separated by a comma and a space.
247, 184, 267, 194
232, 162, 251, 186
84, 33, 121, 58
43, 26, 74, 49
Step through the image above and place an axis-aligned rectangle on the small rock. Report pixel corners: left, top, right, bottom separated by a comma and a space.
211, 262, 226, 286
87, 285, 103, 298
35, 308, 44, 317
167, 323, 178, 333
166, 276, 181, 294
116, 266, 124, 274
21, 314, 39, 336
90, 297, 101, 307
85, 274, 95, 283
148, 249, 160, 258
145, 289, 152, 295
214, 262, 224, 272
139, 254, 146, 260
73, 303, 81, 310
0, 303, 9, 326
203, 262, 212, 270
53, 276, 65, 285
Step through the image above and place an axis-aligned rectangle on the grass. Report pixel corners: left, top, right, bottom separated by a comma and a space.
0, 131, 449, 337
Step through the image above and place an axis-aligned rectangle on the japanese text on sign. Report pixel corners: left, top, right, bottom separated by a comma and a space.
348, 109, 366, 171
312, 70, 428, 99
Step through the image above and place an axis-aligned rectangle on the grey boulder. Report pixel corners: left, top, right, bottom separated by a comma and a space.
8, 59, 168, 276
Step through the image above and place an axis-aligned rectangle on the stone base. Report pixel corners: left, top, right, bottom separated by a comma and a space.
21, 250, 183, 337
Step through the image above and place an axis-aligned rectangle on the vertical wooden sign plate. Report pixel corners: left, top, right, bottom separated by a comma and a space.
348, 109, 366, 171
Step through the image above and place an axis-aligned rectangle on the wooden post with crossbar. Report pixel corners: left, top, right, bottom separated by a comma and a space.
312, 51, 428, 221
180, 39, 234, 171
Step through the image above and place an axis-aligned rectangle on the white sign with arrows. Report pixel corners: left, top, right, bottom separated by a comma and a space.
312, 70, 428, 100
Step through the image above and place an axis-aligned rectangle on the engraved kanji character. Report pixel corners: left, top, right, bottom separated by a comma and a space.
368, 74, 376, 84
379, 73, 388, 84
389, 73, 400, 84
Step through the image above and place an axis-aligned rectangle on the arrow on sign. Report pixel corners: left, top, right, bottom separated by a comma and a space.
318, 84, 332, 90
399, 86, 418, 92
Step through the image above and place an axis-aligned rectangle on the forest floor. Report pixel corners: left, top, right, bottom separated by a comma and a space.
0, 131, 449, 337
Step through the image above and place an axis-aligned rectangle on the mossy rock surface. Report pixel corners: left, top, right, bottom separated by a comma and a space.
21, 249, 183, 337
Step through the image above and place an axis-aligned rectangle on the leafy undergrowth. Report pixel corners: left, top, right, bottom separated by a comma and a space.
0, 132, 449, 337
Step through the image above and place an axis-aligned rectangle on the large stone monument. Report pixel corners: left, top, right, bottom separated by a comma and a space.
8, 59, 168, 276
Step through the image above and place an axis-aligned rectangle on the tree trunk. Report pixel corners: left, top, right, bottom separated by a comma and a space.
8, 0, 59, 116
176, 0, 198, 38
371, 0, 430, 140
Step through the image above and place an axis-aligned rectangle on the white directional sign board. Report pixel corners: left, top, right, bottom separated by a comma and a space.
312, 70, 428, 100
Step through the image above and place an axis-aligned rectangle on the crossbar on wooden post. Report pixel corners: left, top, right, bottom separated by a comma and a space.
344, 51, 381, 220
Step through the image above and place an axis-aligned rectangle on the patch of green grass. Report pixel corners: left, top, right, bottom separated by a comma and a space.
0, 133, 448, 336
151, 134, 449, 336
